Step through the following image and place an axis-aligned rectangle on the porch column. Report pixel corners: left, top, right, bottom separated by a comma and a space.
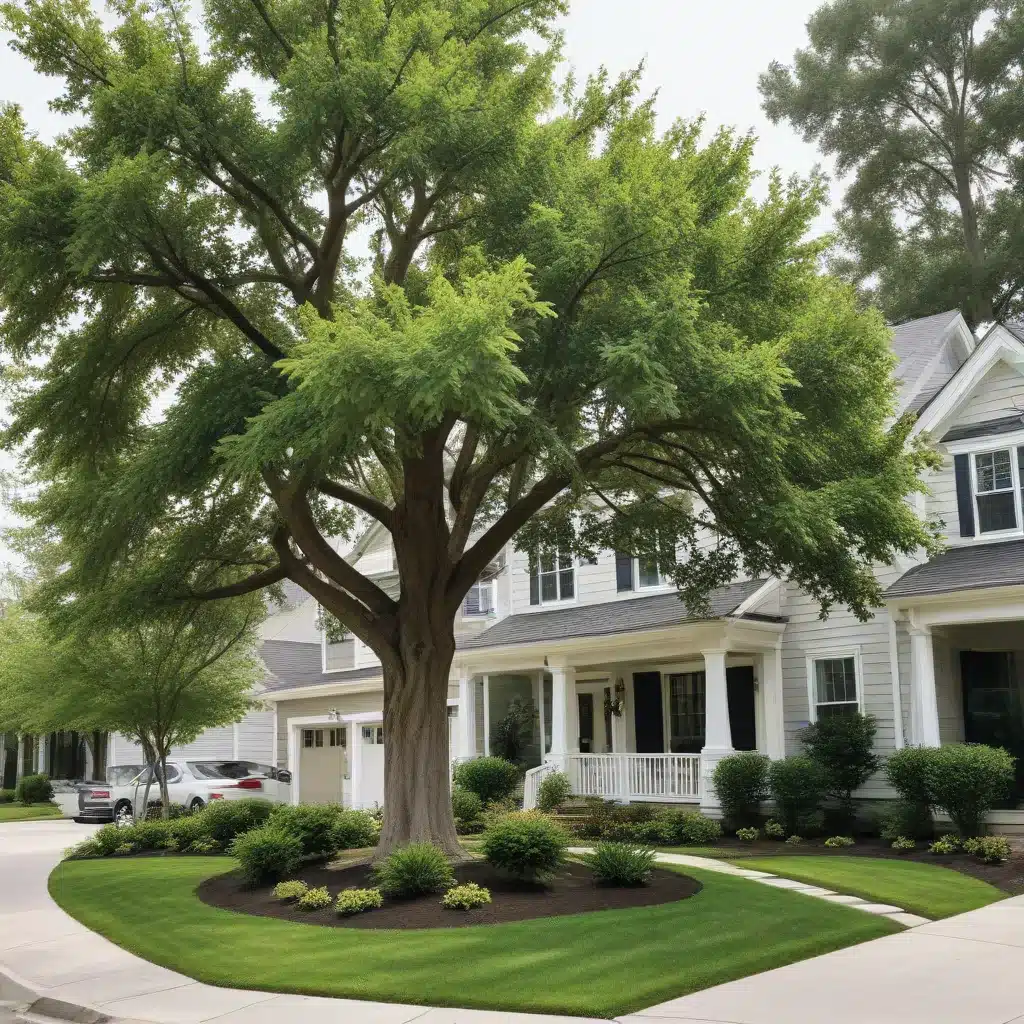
700, 649, 734, 813
549, 663, 577, 759
37, 734, 48, 775
910, 626, 941, 747
457, 669, 477, 760
482, 674, 491, 756
535, 671, 547, 759
14, 734, 24, 785
349, 723, 365, 810
760, 647, 786, 760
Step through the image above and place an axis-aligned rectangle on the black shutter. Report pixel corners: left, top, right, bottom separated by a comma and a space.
615, 552, 634, 592
954, 453, 975, 538
529, 570, 539, 605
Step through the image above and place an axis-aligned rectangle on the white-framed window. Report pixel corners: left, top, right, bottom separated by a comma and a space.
616, 551, 672, 592
328, 728, 345, 748
972, 447, 1020, 534
302, 728, 325, 749
806, 652, 861, 720
637, 556, 662, 589
529, 549, 575, 605
462, 578, 496, 617
362, 725, 384, 744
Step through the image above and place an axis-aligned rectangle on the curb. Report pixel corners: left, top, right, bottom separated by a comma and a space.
0, 970, 146, 1024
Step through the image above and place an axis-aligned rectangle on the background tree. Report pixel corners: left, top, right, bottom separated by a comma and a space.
0, 593, 261, 816
761, 0, 1024, 328
0, 0, 938, 857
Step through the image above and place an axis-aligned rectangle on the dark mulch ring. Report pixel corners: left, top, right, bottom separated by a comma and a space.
717, 837, 1024, 895
198, 859, 701, 930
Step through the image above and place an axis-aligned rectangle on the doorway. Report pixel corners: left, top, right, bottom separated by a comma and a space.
961, 650, 1024, 800
726, 666, 757, 751
577, 693, 595, 753
633, 672, 665, 753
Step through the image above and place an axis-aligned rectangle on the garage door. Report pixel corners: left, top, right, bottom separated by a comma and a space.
299, 727, 347, 805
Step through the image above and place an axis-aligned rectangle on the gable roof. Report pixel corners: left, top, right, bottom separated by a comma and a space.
886, 540, 1024, 599
259, 639, 325, 692
458, 579, 774, 651
890, 310, 974, 416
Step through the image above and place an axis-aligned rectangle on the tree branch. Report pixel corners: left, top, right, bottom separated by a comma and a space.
316, 477, 394, 529
188, 564, 288, 600
247, 0, 294, 58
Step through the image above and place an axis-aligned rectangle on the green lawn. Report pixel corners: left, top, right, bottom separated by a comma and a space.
49, 857, 898, 1018
736, 856, 1006, 920
0, 803, 63, 822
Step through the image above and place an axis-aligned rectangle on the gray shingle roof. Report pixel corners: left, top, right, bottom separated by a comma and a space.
260, 637, 383, 693
890, 310, 964, 413
458, 580, 770, 651
886, 541, 1024, 599
941, 414, 1024, 443
1003, 322, 1024, 344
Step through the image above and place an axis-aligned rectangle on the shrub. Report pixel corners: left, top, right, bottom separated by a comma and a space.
583, 842, 657, 886
441, 882, 492, 909
712, 752, 769, 828
453, 757, 521, 804
0, 789, 15, 803
885, 747, 935, 838
768, 756, 825, 835
296, 885, 333, 911
824, 835, 855, 848
785, 834, 803, 845
337, 887, 384, 915
93, 823, 129, 856
735, 827, 759, 841
190, 839, 218, 854
482, 811, 568, 880
925, 744, 1015, 838
271, 804, 345, 858
15, 773, 53, 805
201, 799, 275, 844
929, 834, 960, 855
655, 808, 722, 846
800, 713, 880, 828
64, 839, 101, 860
452, 787, 484, 834
115, 843, 136, 855
272, 879, 309, 902
879, 799, 934, 843
125, 819, 173, 851
231, 825, 303, 886
331, 809, 379, 850
963, 835, 1012, 864
167, 813, 212, 853
373, 842, 454, 897
764, 819, 786, 840
891, 836, 916, 852
536, 771, 573, 813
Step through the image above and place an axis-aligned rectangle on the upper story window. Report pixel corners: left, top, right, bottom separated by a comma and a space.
462, 578, 496, 617
616, 551, 670, 592
529, 550, 575, 605
809, 655, 859, 719
973, 448, 1019, 533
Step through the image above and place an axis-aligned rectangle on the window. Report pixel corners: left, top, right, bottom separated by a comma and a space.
668, 672, 705, 752
328, 728, 345, 748
616, 549, 672, 592
462, 579, 496, 617
302, 729, 315, 749
529, 550, 575, 604
362, 726, 384, 744
637, 558, 661, 589
812, 656, 859, 718
974, 448, 1018, 533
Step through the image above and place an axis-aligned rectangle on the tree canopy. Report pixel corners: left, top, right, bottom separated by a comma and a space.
761, 0, 1024, 329
0, 0, 940, 852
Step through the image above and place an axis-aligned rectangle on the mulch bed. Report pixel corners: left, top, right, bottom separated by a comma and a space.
197, 859, 701, 930
716, 838, 1024, 895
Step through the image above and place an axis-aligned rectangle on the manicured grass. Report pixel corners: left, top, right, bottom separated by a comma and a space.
736, 855, 1006, 920
49, 857, 898, 1017
0, 803, 63, 822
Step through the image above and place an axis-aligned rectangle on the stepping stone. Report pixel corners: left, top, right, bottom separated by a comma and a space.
757, 877, 813, 889
788, 886, 836, 897
817, 893, 865, 905
886, 912, 930, 927
731, 869, 777, 879
846, 901, 905, 915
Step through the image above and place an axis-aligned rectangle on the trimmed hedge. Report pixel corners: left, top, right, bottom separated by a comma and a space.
270, 804, 345, 858
711, 752, 769, 828
201, 799, 275, 844
231, 825, 303, 885
453, 757, 521, 804
768, 756, 824, 835
482, 811, 568, 880
926, 744, 1015, 837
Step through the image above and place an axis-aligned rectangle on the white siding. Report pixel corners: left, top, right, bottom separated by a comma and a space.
324, 638, 356, 672
949, 359, 1024, 426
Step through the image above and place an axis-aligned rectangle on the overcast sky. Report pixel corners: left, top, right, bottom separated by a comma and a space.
0, 0, 831, 569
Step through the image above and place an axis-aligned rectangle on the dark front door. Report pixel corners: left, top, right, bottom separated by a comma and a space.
961, 650, 1024, 800
577, 693, 595, 753
633, 672, 664, 753
726, 666, 757, 751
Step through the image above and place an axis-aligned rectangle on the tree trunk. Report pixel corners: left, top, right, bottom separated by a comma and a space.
158, 752, 171, 820
375, 636, 463, 860
953, 160, 992, 326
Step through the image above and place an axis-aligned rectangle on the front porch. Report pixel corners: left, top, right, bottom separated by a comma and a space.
454, 616, 787, 812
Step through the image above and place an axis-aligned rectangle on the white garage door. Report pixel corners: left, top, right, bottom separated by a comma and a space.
298, 727, 347, 805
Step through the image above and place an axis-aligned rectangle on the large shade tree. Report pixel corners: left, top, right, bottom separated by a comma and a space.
761, 0, 1024, 329
0, 0, 938, 857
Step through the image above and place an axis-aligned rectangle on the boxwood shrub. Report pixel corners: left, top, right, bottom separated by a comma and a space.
271, 804, 345, 858
15, 773, 53, 805
453, 757, 521, 804
884, 746, 935, 838
231, 824, 303, 885
768, 756, 824, 835
452, 787, 484, 834
712, 752, 769, 828
925, 744, 1015, 838
201, 798, 275, 844
482, 811, 567, 880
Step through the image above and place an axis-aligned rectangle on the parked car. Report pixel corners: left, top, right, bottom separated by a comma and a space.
74, 760, 291, 823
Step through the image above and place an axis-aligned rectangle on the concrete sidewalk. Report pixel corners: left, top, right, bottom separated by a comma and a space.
3, 821, 1024, 1024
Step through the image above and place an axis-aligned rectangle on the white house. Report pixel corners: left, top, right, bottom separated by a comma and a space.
261, 310, 1024, 829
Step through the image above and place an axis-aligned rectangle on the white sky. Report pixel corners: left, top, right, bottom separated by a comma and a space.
0, 0, 832, 568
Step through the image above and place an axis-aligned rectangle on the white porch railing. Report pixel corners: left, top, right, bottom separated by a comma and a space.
523, 753, 701, 809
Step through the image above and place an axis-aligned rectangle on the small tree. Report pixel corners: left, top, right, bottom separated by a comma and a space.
800, 713, 880, 828
490, 698, 535, 764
